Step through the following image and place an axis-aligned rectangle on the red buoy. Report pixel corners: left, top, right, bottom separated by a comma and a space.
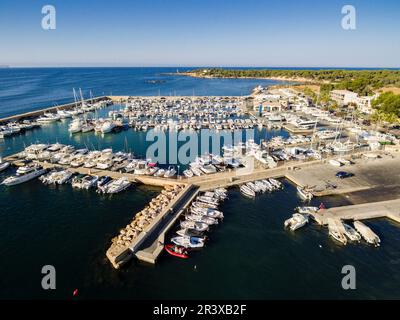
73, 289, 79, 297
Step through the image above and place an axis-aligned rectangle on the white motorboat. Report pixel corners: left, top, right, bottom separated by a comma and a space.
180, 220, 209, 232
103, 177, 131, 194
163, 166, 176, 178
176, 228, 205, 238
295, 206, 319, 215
68, 118, 82, 133
191, 201, 219, 210
100, 121, 116, 134
329, 159, 343, 167
153, 168, 165, 177
329, 228, 348, 245
284, 213, 309, 231
185, 214, 218, 225
81, 123, 94, 133
343, 223, 362, 242
200, 164, 217, 174
196, 195, 219, 206
0, 158, 10, 172
297, 186, 313, 201
57, 110, 72, 119
1, 165, 46, 186
240, 184, 256, 197
190, 207, 224, 219
171, 236, 205, 249
81, 175, 99, 190
268, 178, 282, 189
37, 113, 60, 123
353, 221, 380, 246
183, 169, 193, 178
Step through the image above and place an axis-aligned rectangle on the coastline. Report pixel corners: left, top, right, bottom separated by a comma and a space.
172, 72, 329, 84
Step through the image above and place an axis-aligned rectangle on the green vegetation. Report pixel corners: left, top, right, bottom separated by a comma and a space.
371, 92, 400, 123
189, 68, 400, 96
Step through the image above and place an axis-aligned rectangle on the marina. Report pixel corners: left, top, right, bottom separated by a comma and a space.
1, 70, 400, 299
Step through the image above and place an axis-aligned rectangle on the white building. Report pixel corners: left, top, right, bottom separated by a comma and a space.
330, 89, 378, 114
330, 90, 359, 105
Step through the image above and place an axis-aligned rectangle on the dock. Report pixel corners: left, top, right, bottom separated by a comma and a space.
310, 199, 400, 225
106, 184, 196, 268
0, 96, 110, 124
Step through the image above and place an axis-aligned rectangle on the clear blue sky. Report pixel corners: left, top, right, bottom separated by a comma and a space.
0, 0, 399, 67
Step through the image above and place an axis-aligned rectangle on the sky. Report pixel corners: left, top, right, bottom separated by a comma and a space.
0, 0, 399, 67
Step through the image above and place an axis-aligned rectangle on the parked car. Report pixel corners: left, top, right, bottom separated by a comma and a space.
335, 171, 354, 179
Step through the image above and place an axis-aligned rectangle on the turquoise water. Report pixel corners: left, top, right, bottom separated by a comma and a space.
0, 68, 399, 299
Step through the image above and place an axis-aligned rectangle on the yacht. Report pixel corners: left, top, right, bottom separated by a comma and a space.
1, 165, 46, 186
102, 177, 131, 194
101, 121, 116, 134
81, 123, 94, 133
37, 113, 60, 123
57, 110, 72, 119
68, 118, 82, 134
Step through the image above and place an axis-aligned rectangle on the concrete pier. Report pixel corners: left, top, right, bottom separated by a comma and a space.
106, 184, 195, 268
311, 199, 400, 225
0, 96, 110, 124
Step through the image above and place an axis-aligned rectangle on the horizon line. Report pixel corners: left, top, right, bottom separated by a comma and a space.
2, 65, 400, 70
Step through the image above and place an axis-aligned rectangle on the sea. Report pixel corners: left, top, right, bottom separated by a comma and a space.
0, 67, 399, 299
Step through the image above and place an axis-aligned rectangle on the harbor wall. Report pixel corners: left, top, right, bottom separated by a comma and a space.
0, 96, 109, 124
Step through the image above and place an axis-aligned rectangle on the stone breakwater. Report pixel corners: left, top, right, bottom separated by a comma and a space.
106, 184, 186, 268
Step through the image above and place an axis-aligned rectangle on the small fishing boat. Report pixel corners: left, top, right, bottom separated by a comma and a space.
164, 244, 189, 259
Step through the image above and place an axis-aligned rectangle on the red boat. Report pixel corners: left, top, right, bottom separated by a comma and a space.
164, 244, 189, 259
